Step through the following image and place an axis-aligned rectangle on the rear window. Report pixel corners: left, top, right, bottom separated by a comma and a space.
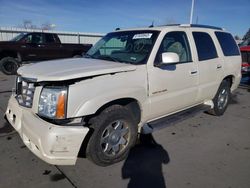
192, 32, 218, 61
215, 32, 240, 56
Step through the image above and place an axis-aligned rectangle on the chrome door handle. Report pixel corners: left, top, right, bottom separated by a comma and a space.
190, 70, 198, 75
217, 65, 222, 69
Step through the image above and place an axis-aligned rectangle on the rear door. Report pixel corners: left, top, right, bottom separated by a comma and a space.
42, 33, 67, 60
191, 31, 222, 101
148, 31, 199, 119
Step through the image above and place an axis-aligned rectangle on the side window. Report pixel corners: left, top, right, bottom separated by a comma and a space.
45, 34, 56, 43
23, 34, 32, 43
192, 32, 217, 61
215, 32, 240, 56
31, 33, 43, 44
155, 31, 192, 64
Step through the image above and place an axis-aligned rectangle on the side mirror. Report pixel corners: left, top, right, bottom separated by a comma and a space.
161, 52, 179, 64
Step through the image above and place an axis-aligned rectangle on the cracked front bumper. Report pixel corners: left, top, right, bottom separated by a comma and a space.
5, 95, 89, 165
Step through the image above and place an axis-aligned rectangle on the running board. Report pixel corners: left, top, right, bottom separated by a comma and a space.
141, 104, 211, 134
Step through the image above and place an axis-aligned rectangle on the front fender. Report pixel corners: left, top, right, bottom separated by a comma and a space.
74, 87, 146, 117
66, 71, 148, 118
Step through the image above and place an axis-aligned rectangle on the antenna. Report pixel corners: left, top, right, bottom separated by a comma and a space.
190, 0, 195, 24
149, 21, 154, 28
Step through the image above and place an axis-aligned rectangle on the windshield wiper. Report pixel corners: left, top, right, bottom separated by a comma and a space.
98, 55, 124, 63
84, 54, 93, 58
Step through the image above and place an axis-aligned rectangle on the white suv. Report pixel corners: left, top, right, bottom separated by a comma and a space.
5, 24, 241, 166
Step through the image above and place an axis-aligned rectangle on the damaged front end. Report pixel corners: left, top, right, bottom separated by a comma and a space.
5, 75, 90, 165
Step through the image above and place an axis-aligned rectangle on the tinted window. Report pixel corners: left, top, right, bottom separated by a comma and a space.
215, 32, 240, 56
45, 34, 56, 43
155, 31, 192, 63
23, 33, 43, 44
193, 32, 217, 61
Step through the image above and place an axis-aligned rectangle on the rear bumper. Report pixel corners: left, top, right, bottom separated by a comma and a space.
5, 95, 89, 165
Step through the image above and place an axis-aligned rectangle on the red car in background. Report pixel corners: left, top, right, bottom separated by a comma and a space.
240, 46, 250, 75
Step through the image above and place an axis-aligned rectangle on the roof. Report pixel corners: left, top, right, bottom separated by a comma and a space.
115, 24, 225, 32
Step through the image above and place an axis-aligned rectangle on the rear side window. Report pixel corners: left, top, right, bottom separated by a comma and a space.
215, 32, 240, 56
193, 32, 218, 61
45, 34, 57, 43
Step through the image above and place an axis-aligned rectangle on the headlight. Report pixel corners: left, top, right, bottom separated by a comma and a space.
38, 87, 67, 119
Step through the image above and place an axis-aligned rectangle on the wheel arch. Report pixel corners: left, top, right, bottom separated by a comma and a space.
95, 98, 141, 124
0, 50, 22, 62
222, 75, 235, 88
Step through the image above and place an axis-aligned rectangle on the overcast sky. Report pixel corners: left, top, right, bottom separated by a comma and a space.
0, 0, 249, 37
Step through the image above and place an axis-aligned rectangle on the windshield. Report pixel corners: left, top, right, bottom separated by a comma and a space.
10, 33, 27, 41
86, 30, 159, 64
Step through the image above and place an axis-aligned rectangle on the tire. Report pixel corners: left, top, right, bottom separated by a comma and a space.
0, 57, 20, 75
86, 105, 137, 166
207, 80, 231, 116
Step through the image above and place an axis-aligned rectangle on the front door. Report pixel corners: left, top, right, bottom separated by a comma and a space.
20, 33, 46, 61
148, 31, 199, 119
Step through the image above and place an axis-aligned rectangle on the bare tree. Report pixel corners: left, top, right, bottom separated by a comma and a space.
243, 28, 250, 41
41, 22, 56, 30
18, 20, 56, 30
234, 35, 241, 40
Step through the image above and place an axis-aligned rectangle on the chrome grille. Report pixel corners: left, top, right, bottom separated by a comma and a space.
16, 76, 36, 108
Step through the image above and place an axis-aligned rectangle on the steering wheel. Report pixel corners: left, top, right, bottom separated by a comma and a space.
125, 43, 133, 52
133, 42, 144, 52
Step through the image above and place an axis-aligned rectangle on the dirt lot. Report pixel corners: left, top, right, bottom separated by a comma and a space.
0, 71, 250, 188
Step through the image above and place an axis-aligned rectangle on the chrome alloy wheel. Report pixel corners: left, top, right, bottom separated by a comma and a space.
217, 88, 229, 110
100, 120, 130, 156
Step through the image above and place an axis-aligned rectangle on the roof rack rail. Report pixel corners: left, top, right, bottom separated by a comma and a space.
180, 24, 224, 31
158, 24, 181, 27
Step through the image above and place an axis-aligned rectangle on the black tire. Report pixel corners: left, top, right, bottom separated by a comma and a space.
207, 80, 231, 116
86, 105, 137, 166
0, 57, 20, 75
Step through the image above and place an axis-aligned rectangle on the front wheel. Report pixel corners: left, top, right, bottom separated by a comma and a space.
208, 80, 231, 116
0, 57, 20, 75
86, 105, 137, 166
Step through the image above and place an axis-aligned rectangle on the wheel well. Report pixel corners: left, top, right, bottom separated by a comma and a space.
223, 75, 234, 88
0, 50, 18, 60
94, 98, 141, 124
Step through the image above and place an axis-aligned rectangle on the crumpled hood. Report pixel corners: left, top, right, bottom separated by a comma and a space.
17, 58, 137, 82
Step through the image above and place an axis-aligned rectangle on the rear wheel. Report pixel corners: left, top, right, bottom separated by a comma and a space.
0, 57, 20, 75
208, 80, 231, 116
86, 105, 137, 166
